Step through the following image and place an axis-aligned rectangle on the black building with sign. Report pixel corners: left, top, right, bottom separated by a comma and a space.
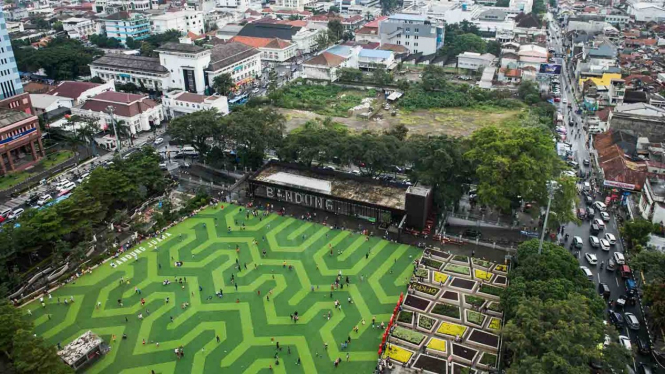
248, 162, 432, 230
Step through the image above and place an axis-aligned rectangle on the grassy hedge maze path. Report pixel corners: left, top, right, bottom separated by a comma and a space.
28, 204, 420, 374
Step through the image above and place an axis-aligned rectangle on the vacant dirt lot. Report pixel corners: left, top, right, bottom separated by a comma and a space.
280, 106, 523, 137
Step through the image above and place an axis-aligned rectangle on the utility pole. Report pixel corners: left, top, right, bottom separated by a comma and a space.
538, 181, 558, 255
106, 106, 121, 152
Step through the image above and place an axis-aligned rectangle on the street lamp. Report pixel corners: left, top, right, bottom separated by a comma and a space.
538, 180, 559, 255
106, 106, 121, 152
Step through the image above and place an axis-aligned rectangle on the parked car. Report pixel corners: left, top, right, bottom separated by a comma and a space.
154, 137, 164, 145
619, 335, 632, 351
594, 201, 607, 211
580, 266, 593, 280
573, 236, 583, 249
583, 159, 590, 166
598, 283, 610, 298
590, 223, 600, 234
159, 163, 168, 170
58, 181, 76, 193
589, 235, 600, 247
625, 312, 640, 330
600, 211, 610, 221
614, 252, 626, 265
37, 194, 52, 206
605, 233, 617, 245
594, 218, 605, 229
585, 253, 598, 265
607, 258, 617, 271
76, 172, 90, 184
600, 239, 610, 251
610, 311, 625, 328
585, 195, 594, 204
7, 208, 24, 220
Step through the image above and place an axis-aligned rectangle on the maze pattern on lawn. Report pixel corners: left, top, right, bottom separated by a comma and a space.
28, 204, 420, 374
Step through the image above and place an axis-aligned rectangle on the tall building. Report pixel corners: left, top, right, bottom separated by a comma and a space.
0, 11, 24, 100
100, 12, 151, 45
378, 14, 444, 55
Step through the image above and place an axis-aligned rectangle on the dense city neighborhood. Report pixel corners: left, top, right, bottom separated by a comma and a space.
0, 0, 664, 372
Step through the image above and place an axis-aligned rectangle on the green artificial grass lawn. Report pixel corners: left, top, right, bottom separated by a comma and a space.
26, 204, 420, 374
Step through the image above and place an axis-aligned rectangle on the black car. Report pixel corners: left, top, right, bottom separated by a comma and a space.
636, 338, 651, 355
609, 311, 624, 328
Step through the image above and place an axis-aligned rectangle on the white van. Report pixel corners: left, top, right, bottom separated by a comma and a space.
588, 126, 602, 134
181, 146, 197, 155
0, 207, 12, 218
580, 266, 594, 281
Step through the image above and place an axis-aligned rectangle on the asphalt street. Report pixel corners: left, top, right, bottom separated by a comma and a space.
549, 20, 658, 372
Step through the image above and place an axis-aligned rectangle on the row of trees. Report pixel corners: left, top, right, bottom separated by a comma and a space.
502, 240, 631, 373
440, 21, 501, 58
13, 37, 103, 80
0, 301, 72, 373
0, 148, 166, 292
630, 248, 665, 340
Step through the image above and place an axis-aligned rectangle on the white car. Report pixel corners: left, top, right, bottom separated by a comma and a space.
562, 98, 568, 104
8, 208, 24, 220
604, 233, 617, 245
594, 218, 605, 229
625, 313, 640, 330
154, 137, 164, 145
599, 239, 610, 251
600, 211, 610, 221
619, 335, 632, 351
37, 194, 52, 206
585, 253, 598, 265
593, 201, 607, 211
58, 181, 76, 193
580, 266, 593, 280
614, 252, 626, 265
589, 236, 600, 248
76, 172, 90, 184
252, 88, 260, 94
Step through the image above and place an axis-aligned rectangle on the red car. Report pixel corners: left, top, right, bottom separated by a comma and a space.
554, 97, 561, 102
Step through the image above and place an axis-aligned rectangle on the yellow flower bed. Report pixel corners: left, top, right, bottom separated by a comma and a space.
495, 264, 507, 272
437, 322, 468, 337
383, 345, 413, 363
488, 317, 501, 331
434, 272, 449, 284
475, 269, 492, 281
427, 338, 447, 353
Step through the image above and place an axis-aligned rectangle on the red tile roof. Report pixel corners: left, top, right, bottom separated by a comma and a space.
303, 52, 346, 67
231, 36, 291, 49
364, 16, 387, 28
81, 92, 158, 118
596, 107, 612, 122
175, 92, 206, 103
48, 81, 102, 100
355, 26, 378, 35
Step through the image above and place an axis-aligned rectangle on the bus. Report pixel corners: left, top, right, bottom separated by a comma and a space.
228, 94, 248, 107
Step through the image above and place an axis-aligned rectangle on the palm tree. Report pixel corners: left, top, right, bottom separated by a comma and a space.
113, 120, 133, 149
72, 115, 100, 157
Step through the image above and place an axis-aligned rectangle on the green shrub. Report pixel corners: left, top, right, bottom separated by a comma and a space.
431, 303, 461, 319
397, 311, 414, 324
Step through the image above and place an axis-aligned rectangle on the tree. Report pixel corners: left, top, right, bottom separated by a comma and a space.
168, 109, 221, 156
71, 115, 101, 157
345, 132, 403, 177
339, 68, 364, 82
13, 37, 103, 80
465, 125, 564, 212
213, 73, 234, 96
267, 70, 279, 93
224, 107, 285, 169
315, 32, 330, 51
621, 219, 656, 248
448, 33, 486, 57
371, 66, 392, 86
328, 5, 340, 13
631, 250, 665, 283
379, 0, 401, 14
52, 21, 63, 32
277, 118, 347, 166
125, 37, 140, 49
405, 135, 472, 209
89, 34, 123, 49
486, 40, 501, 57
327, 19, 344, 42
495, 0, 510, 6
421, 65, 449, 91
139, 41, 155, 57
518, 81, 541, 103
384, 123, 408, 141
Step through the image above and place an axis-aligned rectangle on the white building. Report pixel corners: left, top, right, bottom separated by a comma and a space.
273, 0, 316, 12
639, 177, 665, 225
378, 14, 445, 55
358, 49, 396, 70
71, 91, 163, 134
628, 2, 665, 22
29, 94, 73, 116
509, 0, 532, 13
458, 52, 496, 71
235, 23, 321, 54
163, 90, 229, 118
151, 11, 205, 35
101, 12, 151, 45
94, 0, 152, 13
217, 0, 249, 10
156, 43, 212, 95
205, 42, 262, 88
90, 55, 170, 91
303, 51, 349, 81
62, 17, 97, 39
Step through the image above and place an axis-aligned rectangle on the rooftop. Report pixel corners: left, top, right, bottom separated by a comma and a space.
237, 23, 302, 41
251, 164, 408, 210
0, 109, 34, 129
358, 49, 393, 59
206, 42, 261, 73
303, 52, 346, 67
155, 42, 206, 54
231, 36, 291, 49
48, 81, 102, 100
388, 13, 428, 22
91, 55, 169, 74
29, 93, 69, 109
57, 331, 103, 366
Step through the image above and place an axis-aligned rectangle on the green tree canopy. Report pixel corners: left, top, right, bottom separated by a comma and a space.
327, 19, 344, 42
168, 109, 221, 155
213, 73, 234, 96
223, 107, 285, 168
13, 37, 103, 80
277, 118, 347, 166
620, 219, 657, 247
89, 34, 123, 49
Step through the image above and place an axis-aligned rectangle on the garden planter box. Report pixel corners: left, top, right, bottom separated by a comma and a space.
464, 309, 487, 328
435, 321, 468, 340
430, 303, 463, 323
416, 314, 438, 334
395, 310, 415, 329
403, 294, 432, 313
451, 362, 477, 374
466, 328, 500, 351
449, 278, 478, 293
473, 269, 494, 283
413, 354, 449, 374
424, 337, 449, 358
492, 275, 508, 287
471, 258, 493, 270
429, 250, 451, 262
451, 343, 479, 365
412, 282, 441, 300
421, 258, 444, 271
439, 290, 460, 306
414, 268, 430, 282
390, 326, 426, 351
476, 284, 503, 300
487, 317, 501, 332
450, 255, 470, 265
477, 352, 498, 370
432, 271, 450, 287
485, 301, 503, 318
463, 295, 487, 310
493, 264, 508, 275
444, 263, 472, 279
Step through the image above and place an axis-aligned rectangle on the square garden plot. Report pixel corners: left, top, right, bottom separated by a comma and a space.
452, 255, 469, 264
440, 290, 460, 303
436, 321, 468, 338
404, 294, 431, 311
417, 314, 439, 333
492, 275, 508, 286
430, 250, 451, 261
431, 303, 461, 320
471, 258, 492, 268
452, 362, 478, 374
478, 284, 503, 299
392, 326, 426, 348
463, 295, 487, 309
397, 310, 415, 325
444, 263, 471, 276
465, 310, 486, 327
421, 258, 444, 270
452, 343, 479, 363
450, 278, 477, 291
467, 328, 500, 350
479, 352, 498, 368
413, 354, 449, 374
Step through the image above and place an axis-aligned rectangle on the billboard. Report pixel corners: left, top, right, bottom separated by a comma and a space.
539, 63, 562, 75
